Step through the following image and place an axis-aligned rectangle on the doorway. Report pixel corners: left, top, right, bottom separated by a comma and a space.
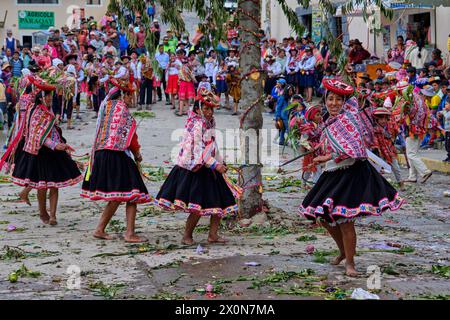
22, 35, 32, 49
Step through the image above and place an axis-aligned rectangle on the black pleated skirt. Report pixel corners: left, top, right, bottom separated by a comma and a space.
299, 160, 404, 225
81, 149, 151, 203
11, 145, 82, 189
155, 165, 238, 217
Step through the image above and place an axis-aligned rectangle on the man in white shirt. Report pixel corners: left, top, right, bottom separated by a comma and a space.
263, 55, 282, 95
155, 46, 170, 103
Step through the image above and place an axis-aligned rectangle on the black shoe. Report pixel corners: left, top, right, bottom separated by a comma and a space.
443, 157, 450, 162
158, 98, 162, 101
165, 101, 172, 105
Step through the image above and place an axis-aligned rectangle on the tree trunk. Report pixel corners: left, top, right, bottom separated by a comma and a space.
238, 0, 263, 219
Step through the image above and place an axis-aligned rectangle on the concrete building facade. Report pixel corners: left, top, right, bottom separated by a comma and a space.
262, 0, 450, 58
0, 0, 110, 48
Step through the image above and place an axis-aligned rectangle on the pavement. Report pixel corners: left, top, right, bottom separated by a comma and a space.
0, 98, 449, 300
397, 148, 450, 174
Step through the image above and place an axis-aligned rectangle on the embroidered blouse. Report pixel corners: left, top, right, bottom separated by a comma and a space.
176, 110, 222, 172
320, 97, 368, 164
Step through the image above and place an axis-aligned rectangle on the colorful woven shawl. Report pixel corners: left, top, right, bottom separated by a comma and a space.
22, 104, 56, 155
93, 99, 136, 152
0, 93, 35, 172
322, 97, 367, 162
176, 110, 219, 171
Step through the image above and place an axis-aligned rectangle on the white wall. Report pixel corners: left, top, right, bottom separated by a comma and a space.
436, 6, 450, 53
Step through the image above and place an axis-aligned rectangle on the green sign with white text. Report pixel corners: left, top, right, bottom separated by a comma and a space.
18, 10, 55, 30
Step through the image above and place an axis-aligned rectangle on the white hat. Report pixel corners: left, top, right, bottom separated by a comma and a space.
383, 96, 392, 109
52, 58, 63, 67
21, 68, 31, 77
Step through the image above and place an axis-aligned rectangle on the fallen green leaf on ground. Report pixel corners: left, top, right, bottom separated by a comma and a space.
152, 291, 186, 300
8, 264, 41, 282
431, 265, 450, 278
88, 281, 127, 299
106, 219, 126, 233
0, 246, 60, 261
132, 111, 156, 119
313, 250, 340, 264
296, 235, 317, 242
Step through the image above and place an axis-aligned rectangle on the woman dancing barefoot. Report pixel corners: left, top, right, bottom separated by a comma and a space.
155, 89, 241, 245
10, 78, 82, 225
299, 79, 404, 277
81, 79, 151, 243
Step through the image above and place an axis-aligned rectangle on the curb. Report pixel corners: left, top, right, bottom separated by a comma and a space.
398, 155, 450, 174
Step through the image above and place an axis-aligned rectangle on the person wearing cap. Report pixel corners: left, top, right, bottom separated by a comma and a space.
275, 82, 294, 145
225, 64, 241, 115
102, 38, 118, 58
300, 78, 404, 277
63, 31, 78, 53
3, 29, 20, 54
81, 79, 150, 243
298, 47, 316, 103
0, 78, 35, 210
155, 88, 240, 245
11, 78, 82, 226
348, 39, 371, 65
224, 48, 239, 68
160, 36, 175, 54
166, 29, 179, 52
372, 107, 403, 187
399, 83, 433, 183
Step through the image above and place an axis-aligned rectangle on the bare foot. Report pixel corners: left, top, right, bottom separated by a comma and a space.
181, 237, 195, 245
124, 234, 148, 243
93, 231, 115, 240
207, 236, 228, 244
19, 190, 31, 206
39, 211, 50, 224
330, 254, 346, 265
49, 216, 57, 226
345, 263, 360, 277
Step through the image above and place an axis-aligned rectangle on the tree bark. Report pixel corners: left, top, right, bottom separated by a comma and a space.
238, 0, 263, 219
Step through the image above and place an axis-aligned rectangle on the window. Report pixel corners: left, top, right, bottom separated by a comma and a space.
17, 0, 59, 4
86, 0, 101, 5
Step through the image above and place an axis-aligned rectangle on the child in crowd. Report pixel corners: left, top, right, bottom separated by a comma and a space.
214, 61, 228, 109
225, 65, 241, 115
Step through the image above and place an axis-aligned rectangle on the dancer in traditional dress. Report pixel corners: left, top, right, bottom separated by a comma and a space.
155, 89, 242, 245
299, 79, 404, 277
81, 78, 151, 243
11, 77, 83, 225
0, 75, 35, 205
371, 107, 404, 188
